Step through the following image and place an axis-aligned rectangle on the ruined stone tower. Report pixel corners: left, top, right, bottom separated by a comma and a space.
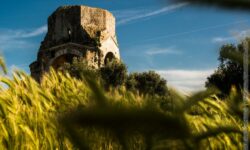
30, 5, 120, 81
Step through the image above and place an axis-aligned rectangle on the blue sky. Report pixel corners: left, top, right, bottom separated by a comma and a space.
0, 0, 250, 93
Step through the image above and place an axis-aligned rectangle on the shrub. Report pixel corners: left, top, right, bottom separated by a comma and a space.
126, 71, 168, 96
100, 59, 127, 88
62, 57, 99, 80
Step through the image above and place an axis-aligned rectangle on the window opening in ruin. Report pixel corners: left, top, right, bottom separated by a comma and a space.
104, 52, 115, 65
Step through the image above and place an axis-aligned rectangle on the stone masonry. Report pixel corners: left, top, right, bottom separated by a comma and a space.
30, 5, 120, 81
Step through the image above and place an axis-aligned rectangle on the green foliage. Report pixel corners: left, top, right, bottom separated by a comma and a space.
63, 57, 168, 97
126, 71, 168, 96
62, 57, 98, 79
100, 59, 128, 88
206, 38, 250, 95
63, 57, 127, 88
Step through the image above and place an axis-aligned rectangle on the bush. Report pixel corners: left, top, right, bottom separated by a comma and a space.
64, 57, 127, 88
62, 57, 98, 80
100, 59, 127, 88
126, 71, 168, 96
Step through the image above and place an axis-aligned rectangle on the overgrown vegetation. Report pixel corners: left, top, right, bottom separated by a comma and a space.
64, 58, 168, 96
0, 55, 248, 149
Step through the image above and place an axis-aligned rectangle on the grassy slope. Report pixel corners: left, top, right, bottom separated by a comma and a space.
0, 57, 247, 149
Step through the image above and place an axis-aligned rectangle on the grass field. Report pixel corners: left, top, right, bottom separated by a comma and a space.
0, 56, 247, 150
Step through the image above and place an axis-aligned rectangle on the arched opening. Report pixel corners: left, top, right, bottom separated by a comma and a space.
104, 52, 115, 65
52, 54, 78, 70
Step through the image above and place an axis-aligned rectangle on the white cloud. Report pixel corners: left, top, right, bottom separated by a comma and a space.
125, 44, 182, 57
116, 2, 189, 25
113, 9, 147, 20
157, 69, 215, 93
140, 19, 248, 43
19, 26, 47, 38
146, 47, 182, 55
0, 25, 47, 50
212, 37, 234, 43
212, 29, 250, 43
0, 40, 35, 50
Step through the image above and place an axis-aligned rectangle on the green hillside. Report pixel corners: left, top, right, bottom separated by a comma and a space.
0, 56, 247, 149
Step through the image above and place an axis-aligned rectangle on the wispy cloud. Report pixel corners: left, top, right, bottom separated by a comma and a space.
0, 40, 35, 50
113, 9, 147, 20
157, 69, 214, 93
125, 44, 182, 57
0, 25, 47, 50
212, 29, 250, 43
115, 2, 189, 26
146, 47, 182, 55
135, 19, 248, 44
212, 37, 234, 43
19, 26, 47, 38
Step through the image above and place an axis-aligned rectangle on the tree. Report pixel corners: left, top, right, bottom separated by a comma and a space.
205, 38, 250, 95
126, 71, 168, 96
100, 59, 127, 88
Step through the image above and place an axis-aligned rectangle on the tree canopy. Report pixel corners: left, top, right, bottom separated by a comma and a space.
206, 38, 250, 95
126, 71, 168, 96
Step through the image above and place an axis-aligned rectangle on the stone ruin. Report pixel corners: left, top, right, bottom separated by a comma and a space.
30, 5, 120, 81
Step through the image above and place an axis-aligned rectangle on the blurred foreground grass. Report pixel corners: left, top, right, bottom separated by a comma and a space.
0, 56, 248, 149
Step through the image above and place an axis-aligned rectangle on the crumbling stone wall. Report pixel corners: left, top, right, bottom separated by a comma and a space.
30, 5, 120, 82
